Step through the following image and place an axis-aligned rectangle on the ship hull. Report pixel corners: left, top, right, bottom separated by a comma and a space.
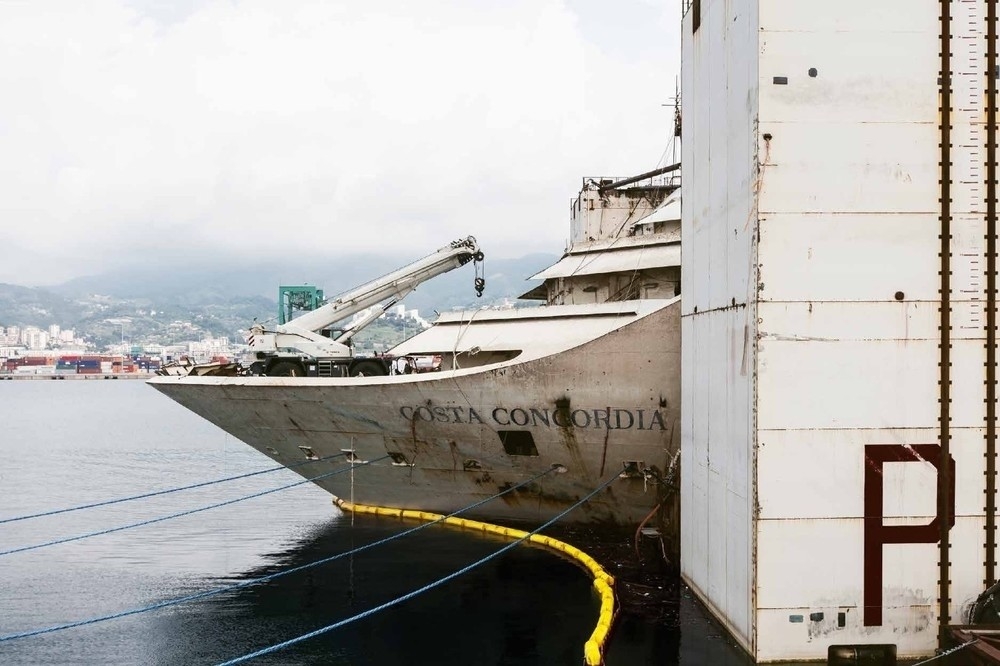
149, 300, 680, 527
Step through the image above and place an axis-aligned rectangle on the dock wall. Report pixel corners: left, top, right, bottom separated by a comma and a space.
681, 0, 997, 661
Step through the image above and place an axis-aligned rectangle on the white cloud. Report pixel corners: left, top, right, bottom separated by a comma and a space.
0, 0, 681, 285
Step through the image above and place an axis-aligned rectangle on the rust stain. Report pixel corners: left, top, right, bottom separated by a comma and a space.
553, 396, 590, 477
599, 428, 610, 477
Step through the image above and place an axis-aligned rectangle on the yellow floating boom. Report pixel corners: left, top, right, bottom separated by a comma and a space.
334, 498, 616, 666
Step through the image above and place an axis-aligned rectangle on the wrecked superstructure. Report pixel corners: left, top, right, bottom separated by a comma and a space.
525, 166, 681, 306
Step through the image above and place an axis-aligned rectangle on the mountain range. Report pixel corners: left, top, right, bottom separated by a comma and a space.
0, 252, 557, 348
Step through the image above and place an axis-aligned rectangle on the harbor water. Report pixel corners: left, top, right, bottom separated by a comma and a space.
0, 380, 750, 665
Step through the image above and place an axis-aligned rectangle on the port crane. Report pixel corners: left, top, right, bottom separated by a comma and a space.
246, 236, 484, 377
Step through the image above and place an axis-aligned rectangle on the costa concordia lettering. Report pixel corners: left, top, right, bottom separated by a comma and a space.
399, 405, 668, 431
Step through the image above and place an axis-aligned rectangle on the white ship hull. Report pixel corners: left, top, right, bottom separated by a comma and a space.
149, 299, 680, 526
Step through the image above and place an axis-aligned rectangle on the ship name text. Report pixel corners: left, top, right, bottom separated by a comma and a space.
398, 405, 667, 431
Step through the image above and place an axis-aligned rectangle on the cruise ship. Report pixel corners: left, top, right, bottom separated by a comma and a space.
149, 168, 683, 528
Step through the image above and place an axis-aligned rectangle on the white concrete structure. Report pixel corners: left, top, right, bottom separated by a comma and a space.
23, 327, 48, 350
681, 0, 996, 661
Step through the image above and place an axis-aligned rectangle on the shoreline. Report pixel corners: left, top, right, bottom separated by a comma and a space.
0, 374, 151, 381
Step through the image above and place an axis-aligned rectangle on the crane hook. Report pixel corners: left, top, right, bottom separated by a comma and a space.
473, 252, 485, 297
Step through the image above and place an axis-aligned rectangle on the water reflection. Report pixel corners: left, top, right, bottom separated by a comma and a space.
0, 380, 754, 666
148, 517, 597, 665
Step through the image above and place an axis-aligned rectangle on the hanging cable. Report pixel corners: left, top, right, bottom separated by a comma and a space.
0, 466, 556, 643
216, 472, 620, 666
0, 456, 389, 558
0, 453, 345, 525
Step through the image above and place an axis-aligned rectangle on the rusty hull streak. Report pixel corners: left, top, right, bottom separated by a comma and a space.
553, 396, 592, 478
381, 439, 419, 481
599, 428, 611, 477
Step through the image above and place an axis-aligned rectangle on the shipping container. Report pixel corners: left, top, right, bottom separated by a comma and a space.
680, 0, 996, 662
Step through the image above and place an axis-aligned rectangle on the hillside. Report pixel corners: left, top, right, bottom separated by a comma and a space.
0, 252, 557, 348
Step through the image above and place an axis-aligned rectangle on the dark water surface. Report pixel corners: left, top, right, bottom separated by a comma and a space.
0, 381, 749, 665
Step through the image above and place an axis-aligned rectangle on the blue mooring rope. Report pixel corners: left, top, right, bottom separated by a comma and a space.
216, 472, 620, 666
0, 467, 555, 642
0, 456, 390, 558
0, 453, 345, 525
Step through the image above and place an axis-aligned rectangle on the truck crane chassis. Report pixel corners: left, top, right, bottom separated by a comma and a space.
244, 236, 484, 378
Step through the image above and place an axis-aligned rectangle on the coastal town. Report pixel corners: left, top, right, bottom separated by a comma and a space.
0, 304, 435, 377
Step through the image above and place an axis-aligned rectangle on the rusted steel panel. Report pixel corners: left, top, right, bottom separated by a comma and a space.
756, 429, 987, 521
757, 214, 941, 302
758, 0, 938, 34
755, 516, 985, 661
759, 338, 988, 431
683, 0, 995, 661
680, 0, 759, 653
757, 339, 939, 430
756, 123, 939, 216
757, 301, 986, 342
757, 29, 939, 125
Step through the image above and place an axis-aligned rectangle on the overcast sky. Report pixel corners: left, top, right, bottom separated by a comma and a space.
0, 0, 681, 286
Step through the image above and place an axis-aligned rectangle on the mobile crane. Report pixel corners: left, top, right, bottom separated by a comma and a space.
245, 236, 484, 377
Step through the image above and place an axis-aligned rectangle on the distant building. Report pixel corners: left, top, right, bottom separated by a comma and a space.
0, 345, 25, 360
23, 327, 48, 350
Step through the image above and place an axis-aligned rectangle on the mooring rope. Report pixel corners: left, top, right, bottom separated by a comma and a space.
0, 467, 556, 642
0, 456, 389, 558
0, 453, 345, 525
216, 472, 620, 666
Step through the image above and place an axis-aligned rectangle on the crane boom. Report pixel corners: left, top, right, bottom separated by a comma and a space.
286, 236, 482, 334
245, 236, 485, 377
